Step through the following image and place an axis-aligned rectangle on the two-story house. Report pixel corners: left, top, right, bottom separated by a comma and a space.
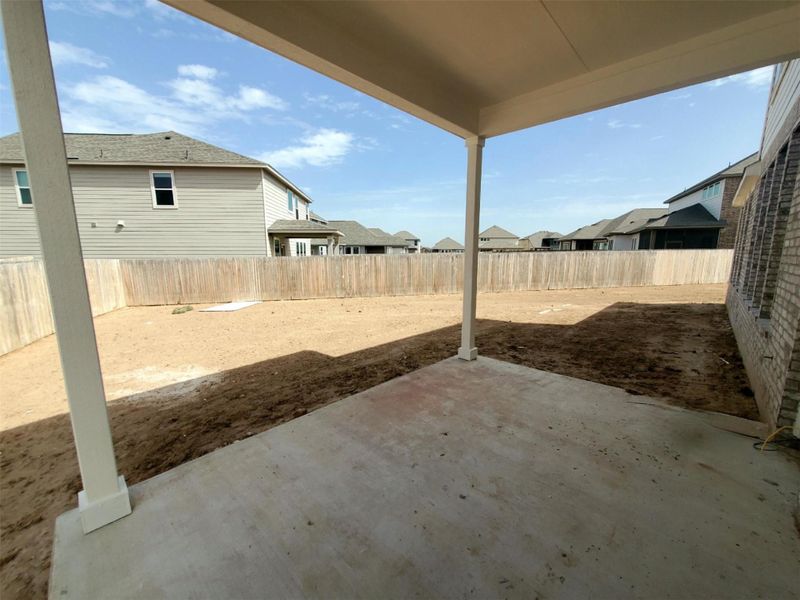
478, 225, 525, 252
394, 230, 421, 254
0, 131, 343, 258
637, 153, 759, 250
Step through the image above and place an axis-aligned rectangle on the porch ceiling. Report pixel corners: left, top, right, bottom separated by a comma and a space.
163, 0, 800, 137
50, 357, 799, 598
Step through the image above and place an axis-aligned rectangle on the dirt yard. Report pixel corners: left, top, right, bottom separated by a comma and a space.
0, 284, 756, 599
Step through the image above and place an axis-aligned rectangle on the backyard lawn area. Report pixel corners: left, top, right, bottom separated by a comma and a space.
0, 283, 756, 599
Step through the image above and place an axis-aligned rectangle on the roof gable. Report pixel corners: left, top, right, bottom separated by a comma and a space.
664, 152, 759, 204
479, 225, 517, 239
645, 203, 724, 229
433, 237, 464, 250
394, 230, 420, 241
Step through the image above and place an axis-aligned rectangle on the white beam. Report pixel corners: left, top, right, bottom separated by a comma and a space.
458, 136, 484, 361
1, 0, 130, 533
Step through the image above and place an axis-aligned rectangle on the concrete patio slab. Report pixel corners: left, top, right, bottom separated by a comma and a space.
50, 357, 799, 599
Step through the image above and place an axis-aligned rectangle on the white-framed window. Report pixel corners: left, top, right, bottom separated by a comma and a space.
344, 246, 361, 255
274, 238, 282, 256
287, 189, 294, 214
13, 169, 32, 207
295, 241, 307, 256
701, 180, 722, 200
150, 170, 177, 208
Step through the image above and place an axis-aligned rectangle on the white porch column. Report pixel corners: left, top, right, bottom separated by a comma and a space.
458, 136, 485, 361
327, 237, 334, 256
2, 0, 131, 533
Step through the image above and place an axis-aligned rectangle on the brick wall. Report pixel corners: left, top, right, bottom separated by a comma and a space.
727, 120, 800, 435
718, 175, 743, 248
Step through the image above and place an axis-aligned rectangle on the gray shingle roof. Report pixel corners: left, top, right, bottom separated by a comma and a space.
309, 211, 328, 224
644, 204, 724, 229
268, 220, 343, 235
326, 220, 408, 247
664, 152, 759, 204
394, 230, 420, 241
0, 131, 265, 166
603, 208, 668, 235
433, 237, 464, 250
524, 231, 562, 247
559, 219, 613, 241
479, 225, 518, 239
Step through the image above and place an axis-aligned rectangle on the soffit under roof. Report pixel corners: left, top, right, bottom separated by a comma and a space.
165, 0, 800, 138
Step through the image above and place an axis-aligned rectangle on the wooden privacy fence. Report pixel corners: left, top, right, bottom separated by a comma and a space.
119, 249, 734, 305
0, 256, 126, 355
1, 250, 732, 354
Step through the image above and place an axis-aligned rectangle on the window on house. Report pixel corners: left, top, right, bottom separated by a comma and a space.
287, 189, 294, 213
14, 169, 32, 206
151, 171, 176, 207
274, 238, 281, 256
296, 242, 307, 256
701, 181, 722, 200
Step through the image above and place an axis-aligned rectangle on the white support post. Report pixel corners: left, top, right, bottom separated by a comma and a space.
458, 136, 485, 361
1, 0, 131, 533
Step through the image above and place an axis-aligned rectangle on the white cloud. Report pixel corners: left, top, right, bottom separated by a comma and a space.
607, 119, 642, 129
49, 41, 109, 69
59, 66, 287, 136
260, 129, 355, 169
177, 64, 218, 80
303, 93, 360, 113
706, 66, 773, 89
168, 75, 287, 112
49, 0, 138, 18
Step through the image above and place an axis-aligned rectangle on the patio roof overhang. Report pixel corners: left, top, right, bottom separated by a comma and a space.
164, 0, 800, 138
3, 0, 800, 536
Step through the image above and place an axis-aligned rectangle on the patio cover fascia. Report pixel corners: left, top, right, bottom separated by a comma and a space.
2, 0, 800, 534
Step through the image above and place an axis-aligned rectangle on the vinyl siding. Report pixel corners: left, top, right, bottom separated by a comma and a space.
762, 61, 800, 160
607, 234, 638, 251
0, 167, 39, 256
1, 165, 268, 258
668, 182, 725, 219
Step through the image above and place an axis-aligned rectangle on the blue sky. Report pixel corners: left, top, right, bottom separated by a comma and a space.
0, 0, 773, 246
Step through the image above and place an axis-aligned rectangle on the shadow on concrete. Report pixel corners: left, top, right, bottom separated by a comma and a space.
0, 301, 756, 599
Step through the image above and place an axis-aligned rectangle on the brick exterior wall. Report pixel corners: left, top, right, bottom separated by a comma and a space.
718, 175, 743, 249
727, 118, 800, 435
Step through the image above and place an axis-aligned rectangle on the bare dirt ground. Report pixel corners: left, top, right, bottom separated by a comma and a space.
0, 284, 756, 599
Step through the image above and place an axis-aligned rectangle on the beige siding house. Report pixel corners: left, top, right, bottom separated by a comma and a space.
0, 131, 340, 258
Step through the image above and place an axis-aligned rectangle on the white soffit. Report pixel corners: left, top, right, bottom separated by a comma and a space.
164, 0, 800, 138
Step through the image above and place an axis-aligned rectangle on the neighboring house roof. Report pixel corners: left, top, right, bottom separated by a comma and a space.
394, 230, 420, 241
433, 237, 464, 250
0, 130, 313, 204
604, 208, 668, 235
479, 238, 523, 250
479, 225, 518, 239
644, 204, 725, 230
0, 131, 263, 166
524, 230, 562, 247
559, 219, 613, 241
309, 211, 328, 224
268, 220, 343, 236
663, 152, 759, 204
326, 220, 408, 247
